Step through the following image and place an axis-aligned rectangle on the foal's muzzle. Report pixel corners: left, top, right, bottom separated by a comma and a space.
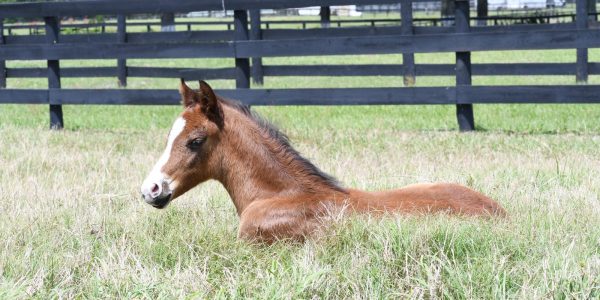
141, 179, 173, 209
145, 192, 172, 209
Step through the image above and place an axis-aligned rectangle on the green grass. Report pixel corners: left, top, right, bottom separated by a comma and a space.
1, 45, 600, 298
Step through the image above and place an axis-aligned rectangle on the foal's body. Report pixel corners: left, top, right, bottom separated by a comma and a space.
141, 81, 505, 243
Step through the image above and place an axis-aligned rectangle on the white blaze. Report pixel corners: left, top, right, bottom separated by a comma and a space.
141, 117, 186, 200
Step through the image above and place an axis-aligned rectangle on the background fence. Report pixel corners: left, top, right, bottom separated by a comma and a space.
0, 0, 599, 131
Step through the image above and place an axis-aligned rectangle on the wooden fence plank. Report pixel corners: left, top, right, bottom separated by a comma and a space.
44, 88, 455, 105
177, 67, 237, 80
117, 15, 127, 87
263, 63, 587, 77
0, 0, 409, 18
0, 18, 5, 88
0, 42, 235, 59
250, 10, 264, 85
576, 0, 589, 83
455, 0, 474, 131
459, 86, 600, 103
401, 0, 415, 86
7, 62, 592, 79
4, 30, 233, 44
234, 10, 250, 89
236, 29, 600, 57
45, 16, 63, 129
0, 89, 48, 103
3, 86, 600, 105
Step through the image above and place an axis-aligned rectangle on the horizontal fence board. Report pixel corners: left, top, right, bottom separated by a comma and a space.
6, 67, 237, 79
4, 35, 45, 44
262, 26, 404, 40
7, 67, 118, 77
263, 65, 404, 76
49, 89, 176, 105
178, 68, 237, 80
417, 63, 582, 76
236, 29, 600, 57
7, 63, 598, 79
5, 31, 233, 45
0, 41, 235, 59
128, 67, 236, 79
0, 0, 406, 18
228, 88, 455, 105
459, 85, 600, 103
263, 63, 585, 77
262, 23, 575, 40
1, 88, 454, 105
470, 63, 578, 76
46, 88, 453, 105
0, 89, 48, 104
126, 31, 233, 43
2, 29, 600, 60
6, 68, 47, 77
415, 23, 575, 35
470, 23, 576, 32
2, 86, 600, 105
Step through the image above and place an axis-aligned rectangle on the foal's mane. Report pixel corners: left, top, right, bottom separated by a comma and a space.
218, 97, 345, 193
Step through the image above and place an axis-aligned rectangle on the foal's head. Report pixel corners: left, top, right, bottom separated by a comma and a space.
141, 80, 224, 208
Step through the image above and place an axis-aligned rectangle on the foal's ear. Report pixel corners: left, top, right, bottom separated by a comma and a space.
198, 81, 224, 128
179, 78, 199, 107
198, 81, 218, 110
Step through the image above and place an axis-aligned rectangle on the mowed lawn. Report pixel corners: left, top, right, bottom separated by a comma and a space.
1, 49, 600, 298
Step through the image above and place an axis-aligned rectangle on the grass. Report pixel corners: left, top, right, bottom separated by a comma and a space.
1, 43, 600, 298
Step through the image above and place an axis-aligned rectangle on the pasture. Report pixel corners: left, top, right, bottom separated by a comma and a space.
1, 50, 600, 298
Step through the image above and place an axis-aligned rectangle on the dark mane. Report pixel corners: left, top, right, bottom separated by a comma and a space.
218, 97, 345, 193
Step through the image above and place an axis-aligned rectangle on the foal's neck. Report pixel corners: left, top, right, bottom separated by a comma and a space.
213, 105, 344, 215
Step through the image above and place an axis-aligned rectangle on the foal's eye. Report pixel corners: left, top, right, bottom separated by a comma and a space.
187, 138, 204, 150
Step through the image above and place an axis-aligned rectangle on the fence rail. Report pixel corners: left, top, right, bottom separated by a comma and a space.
4, 12, 593, 35
0, 0, 599, 131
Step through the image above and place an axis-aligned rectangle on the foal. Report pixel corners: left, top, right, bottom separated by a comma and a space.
141, 80, 506, 243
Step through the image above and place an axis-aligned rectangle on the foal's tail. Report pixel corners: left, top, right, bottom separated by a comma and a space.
347, 183, 506, 217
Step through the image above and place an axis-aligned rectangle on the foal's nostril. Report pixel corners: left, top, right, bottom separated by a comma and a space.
151, 183, 160, 194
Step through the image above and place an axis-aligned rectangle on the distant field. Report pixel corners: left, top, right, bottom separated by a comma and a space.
1, 41, 599, 299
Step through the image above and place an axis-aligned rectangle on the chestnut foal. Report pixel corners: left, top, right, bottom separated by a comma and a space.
141, 80, 505, 243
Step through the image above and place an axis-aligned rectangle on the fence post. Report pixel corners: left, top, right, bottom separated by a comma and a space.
477, 0, 488, 26
401, 0, 415, 86
250, 10, 264, 85
589, 0, 597, 22
161, 13, 175, 32
455, 0, 474, 131
0, 18, 6, 89
320, 6, 331, 28
234, 10, 250, 89
117, 15, 127, 87
45, 16, 63, 130
576, 0, 589, 83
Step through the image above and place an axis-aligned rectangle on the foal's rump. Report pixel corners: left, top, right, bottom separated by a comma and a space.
348, 183, 506, 217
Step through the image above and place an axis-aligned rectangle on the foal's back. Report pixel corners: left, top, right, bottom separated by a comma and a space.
346, 183, 506, 216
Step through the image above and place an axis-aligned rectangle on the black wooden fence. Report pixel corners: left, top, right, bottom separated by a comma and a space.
0, 0, 599, 131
